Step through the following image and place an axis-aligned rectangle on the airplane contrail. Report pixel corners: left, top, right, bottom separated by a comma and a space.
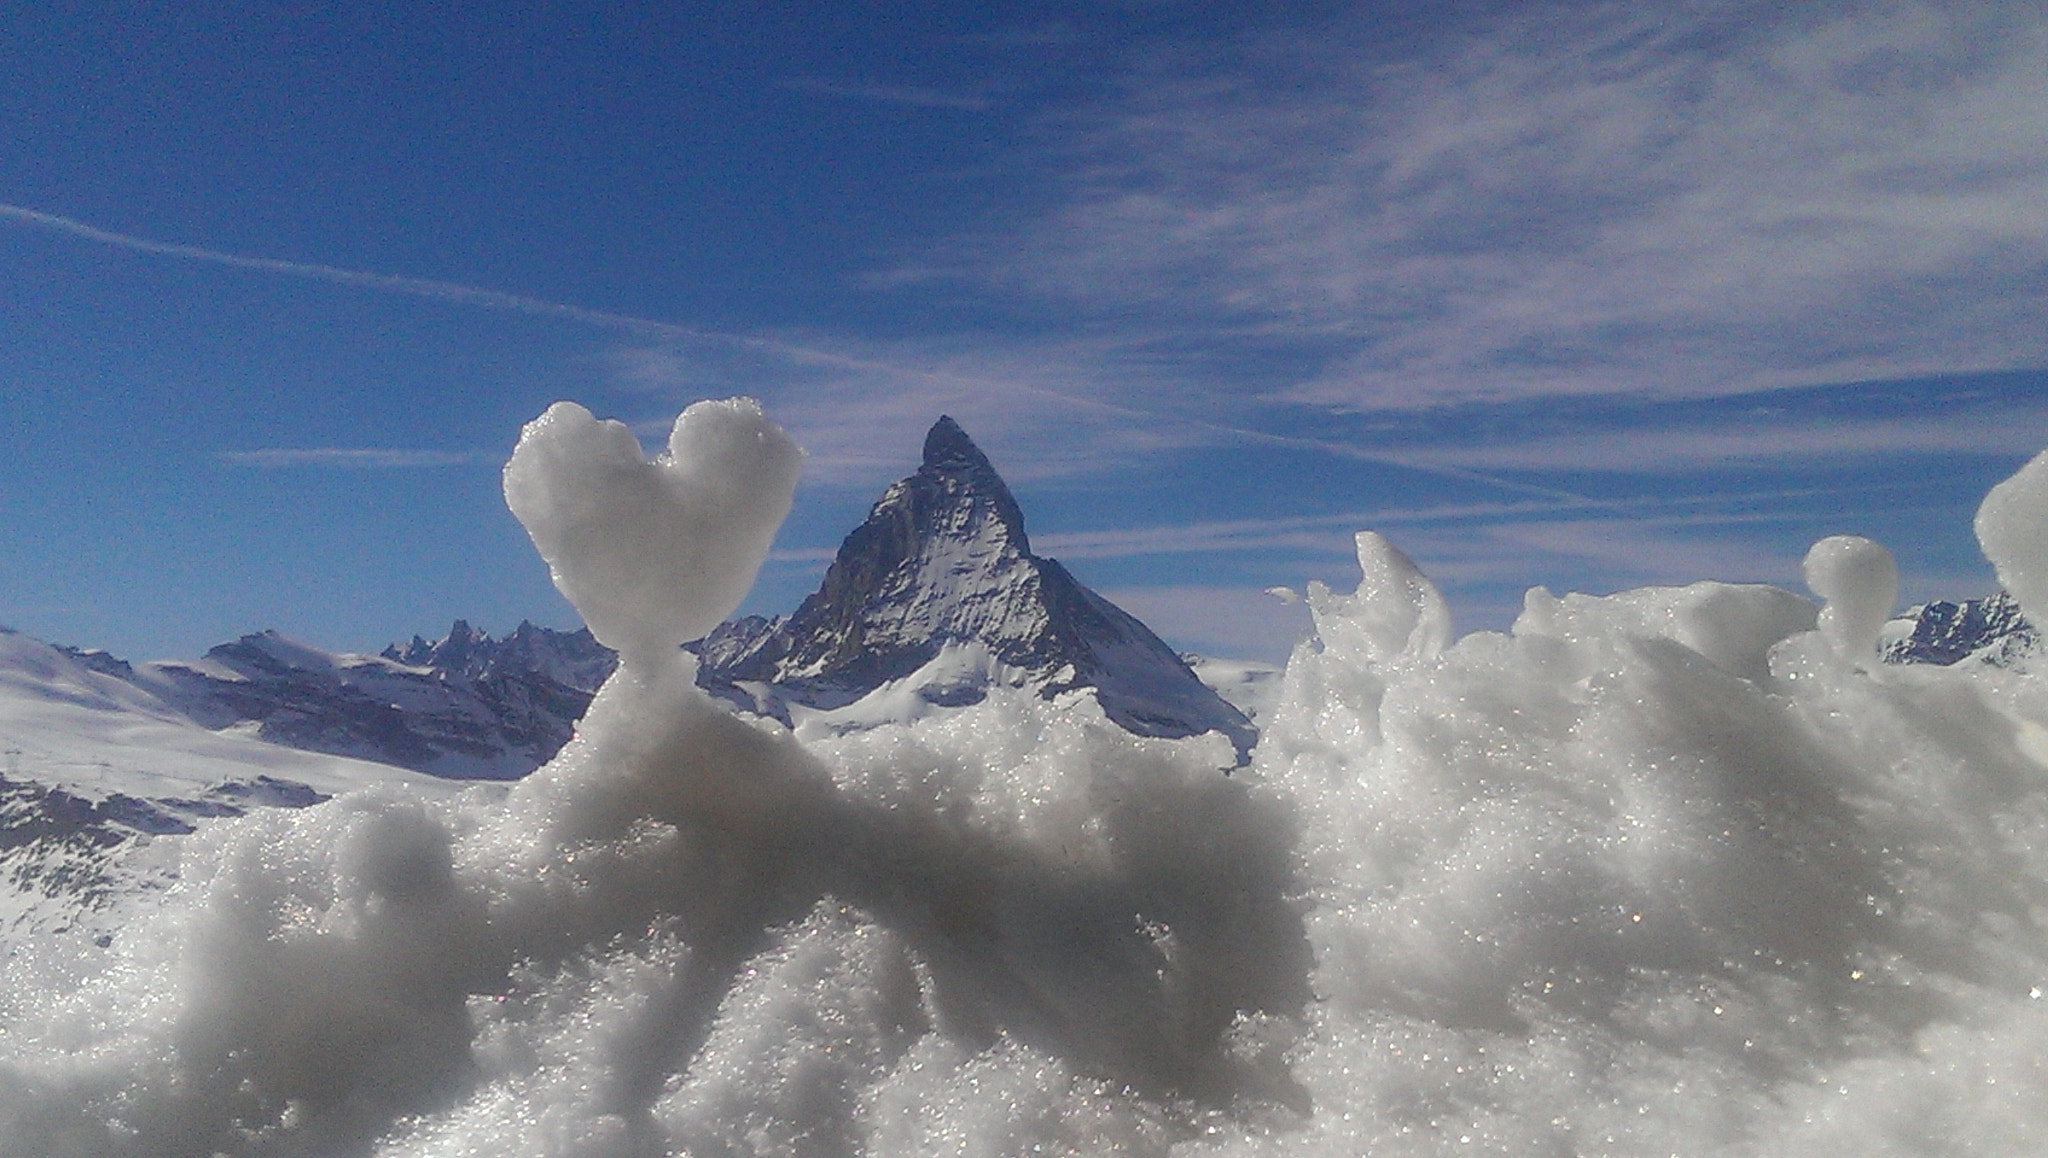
0, 201, 732, 342
0, 201, 983, 377
1, 201, 1580, 500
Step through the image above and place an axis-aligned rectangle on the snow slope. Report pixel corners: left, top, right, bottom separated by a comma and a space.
0, 629, 458, 942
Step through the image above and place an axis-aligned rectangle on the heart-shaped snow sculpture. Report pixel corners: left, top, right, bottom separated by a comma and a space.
503, 398, 803, 663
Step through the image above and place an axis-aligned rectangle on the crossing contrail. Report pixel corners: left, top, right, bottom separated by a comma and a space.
0, 201, 727, 341
0, 201, 1581, 500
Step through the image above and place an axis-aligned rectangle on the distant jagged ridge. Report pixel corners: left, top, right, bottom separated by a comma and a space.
1883, 590, 2039, 667
3, 419, 1251, 781
65, 621, 617, 780
383, 618, 617, 693
694, 416, 1256, 756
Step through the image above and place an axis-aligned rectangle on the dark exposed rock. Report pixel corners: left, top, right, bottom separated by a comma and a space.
128, 623, 615, 780
1883, 590, 2039, 667
696, 416, 1256, 757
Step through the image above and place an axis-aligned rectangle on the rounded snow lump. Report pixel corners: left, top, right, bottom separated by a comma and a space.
1803, 534, 1897, 664
1977, 446, 2048, 630
503, 397, 802, 661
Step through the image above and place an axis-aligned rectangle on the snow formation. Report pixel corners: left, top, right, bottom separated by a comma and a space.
1978, 445, 2048, 631
503, 397, 803, 663
10, 399, 2048, 1156
1801, 534, 1898, 668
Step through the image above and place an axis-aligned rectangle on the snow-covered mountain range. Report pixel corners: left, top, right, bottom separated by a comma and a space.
57, 620, 616, 781
694, 416, 1256, 755
0, 628, 473, 939
2, 416, 1251, 816
1883, 590, 2040, 667
0, 415, 1259, 937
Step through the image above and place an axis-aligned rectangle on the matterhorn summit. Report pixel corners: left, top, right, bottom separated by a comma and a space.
697, 416, 1255, 754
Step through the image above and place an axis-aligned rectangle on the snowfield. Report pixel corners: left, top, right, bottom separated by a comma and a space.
8, 397, 2048, 1157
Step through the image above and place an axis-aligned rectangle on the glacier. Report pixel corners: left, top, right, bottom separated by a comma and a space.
7, 398, 2048, 1156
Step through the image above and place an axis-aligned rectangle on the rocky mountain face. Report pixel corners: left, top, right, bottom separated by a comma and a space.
383, 619, 618, 692
1883, 591, 2039, 667
60, 621, 615, 781
696, 416, 1256, 757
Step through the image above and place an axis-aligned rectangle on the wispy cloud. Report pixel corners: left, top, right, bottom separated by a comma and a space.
1396, 400, 2048, 474
780, 77, 992, 111
1032, 498, 1604, 562
598, 330, 1611, 504
0, 202, 1223, 488
20, 0, 2042, 523
216, 448, 494, 468
1458, 518, 1803, 589
0, 202, 1012, 422
596, 332, 1254, 490
765, 545, 840, 566
1095, 585, 1312, 661
941, 0, 2048, 410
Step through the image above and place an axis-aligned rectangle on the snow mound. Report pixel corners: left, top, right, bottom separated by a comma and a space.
13, 407, 2048, 1156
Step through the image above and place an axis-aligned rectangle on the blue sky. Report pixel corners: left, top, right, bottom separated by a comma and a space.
4, 1, 2047, 664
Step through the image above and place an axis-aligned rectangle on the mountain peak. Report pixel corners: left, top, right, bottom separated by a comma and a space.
903, 415, 1029, 555
699, 415, 1254, 757
922, 415, 985, 472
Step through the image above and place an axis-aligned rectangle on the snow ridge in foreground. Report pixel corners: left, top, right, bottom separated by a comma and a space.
10, 405, 2048, 1156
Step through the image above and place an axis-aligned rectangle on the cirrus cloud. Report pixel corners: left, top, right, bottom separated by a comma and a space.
937, 0, 2048, 411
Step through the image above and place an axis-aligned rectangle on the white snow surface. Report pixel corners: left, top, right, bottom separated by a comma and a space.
0, 631, 448, 803
0, 630, 459, 946
784, 640, 1032, 741
11, 400, 2048, 1155
1803, 534, 1899, 668
5, 627, 588, 781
